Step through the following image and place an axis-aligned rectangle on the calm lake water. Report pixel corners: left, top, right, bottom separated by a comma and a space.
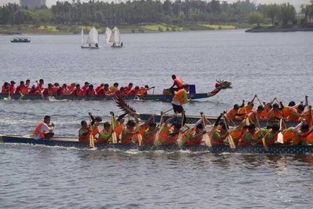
1, 30, 313, 208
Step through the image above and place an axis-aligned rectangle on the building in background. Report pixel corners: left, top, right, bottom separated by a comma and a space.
20, 0, 46, 8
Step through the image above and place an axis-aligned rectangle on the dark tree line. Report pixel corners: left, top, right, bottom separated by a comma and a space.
0, 0, 312, 26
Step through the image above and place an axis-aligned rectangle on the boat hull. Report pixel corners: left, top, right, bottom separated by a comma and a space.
0, 93, 209, 102
1, 135, 312, 154
138, 113, 299, 127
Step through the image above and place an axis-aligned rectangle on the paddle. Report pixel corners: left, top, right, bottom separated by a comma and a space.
277, 118, 284, 144
223, 115, 236, 149
201, 112, 212, 147
110, 112, 118, 144
89, 132, 95, 148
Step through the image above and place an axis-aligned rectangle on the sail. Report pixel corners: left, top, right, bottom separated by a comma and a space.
105, 27, 112, 44
81, 28, 85, 46
112, 27, 121, 44
87, 27, 98, 45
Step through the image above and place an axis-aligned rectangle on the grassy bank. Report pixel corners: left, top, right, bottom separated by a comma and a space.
0, 23, 245, 35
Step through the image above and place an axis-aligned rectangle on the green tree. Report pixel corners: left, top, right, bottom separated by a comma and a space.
248, 11, 264, 26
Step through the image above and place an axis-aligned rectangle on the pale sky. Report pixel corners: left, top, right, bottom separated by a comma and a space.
0, 0, 310, 8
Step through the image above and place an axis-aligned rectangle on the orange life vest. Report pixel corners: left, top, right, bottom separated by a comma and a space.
174, 77, 184, 89
173, 89, 188, 105
33, 121, 47, 139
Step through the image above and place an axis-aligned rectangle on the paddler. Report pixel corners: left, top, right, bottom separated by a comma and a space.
88, 113, 102, 139
108, 83, 119, 94
171, 84, 190, 123
169, 74, 184, 95
120, 120, 138, 144
9, 81, 16, 94
78, 120, 91, 142
97, 122, 113, 144
141, 122, 158, 146
184, 123, 205, 146
210, 113, 228, 146
33, 115, 55, 140
1, 82, 10, 94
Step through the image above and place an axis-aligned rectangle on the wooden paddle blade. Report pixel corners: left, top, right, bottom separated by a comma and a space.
89, 134, 95, 148
113, 95, 137, 115
203, 132, 212, 147
227, 135, 236, 149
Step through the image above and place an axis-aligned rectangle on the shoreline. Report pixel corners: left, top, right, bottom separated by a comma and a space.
0, 23, 243, 35
246, 26, 313, 33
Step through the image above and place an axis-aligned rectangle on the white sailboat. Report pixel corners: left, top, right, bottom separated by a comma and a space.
105, 26, 123, 48
81, 27, 99, 49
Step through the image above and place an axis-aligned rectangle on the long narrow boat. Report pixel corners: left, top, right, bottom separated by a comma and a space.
0, 80, 231, 102
138, 113, 299, 127
1, 135, 312, 154
0, 92, 212, 102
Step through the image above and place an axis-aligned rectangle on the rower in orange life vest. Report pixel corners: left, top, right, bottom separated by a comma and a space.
141, 122, 158, 145
36, 79, 44, 94
9, 81, 16, 94
120, 120, 138, 144
170, 74, 184, 94
88, 113, 102, 139
78, 120, 90, 142
33, 115, 55, 140
184, 123, 205, 146
15, 81, 29, 95
171, 84, 190, 123
1, 82, 10, 93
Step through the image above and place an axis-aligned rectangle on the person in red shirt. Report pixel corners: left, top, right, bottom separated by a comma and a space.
115, 87, 127, 95
29, 85, 39, 94
36, 79, 44, 93
95, 83, 104, 94
1, 82, 10, 94
25, 79, 31, 88
124, 83, 133, 92
86, 85, 96, 96
43, 83, 54, 96
128, 86, 140, 95
15, 81, 28, 95
81, 82, 89, 94
9, 81, 16, 94
71, 84, 84, 96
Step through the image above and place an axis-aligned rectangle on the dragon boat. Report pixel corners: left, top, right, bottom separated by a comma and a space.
138, 113, 299, 127
1, 135, 313, 154
0, 80, 231, 102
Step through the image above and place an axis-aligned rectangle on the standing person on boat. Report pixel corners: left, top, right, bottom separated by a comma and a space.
33, 115, 55, 140
170, 75, 184, 93
78, 120, 91, 142
171, 84, 190, 122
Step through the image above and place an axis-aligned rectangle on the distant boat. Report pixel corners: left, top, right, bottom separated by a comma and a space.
105, 26, 123, 48
81, 27, 99, 49
10, 37, 31, 43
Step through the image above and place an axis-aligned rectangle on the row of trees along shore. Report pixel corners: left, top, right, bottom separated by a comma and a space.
0, 0, 313, 28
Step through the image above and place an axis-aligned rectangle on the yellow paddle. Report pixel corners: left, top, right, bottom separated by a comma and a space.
110, 112, 118, 144
201, 113, 212, 147
89, 133, 95, 148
